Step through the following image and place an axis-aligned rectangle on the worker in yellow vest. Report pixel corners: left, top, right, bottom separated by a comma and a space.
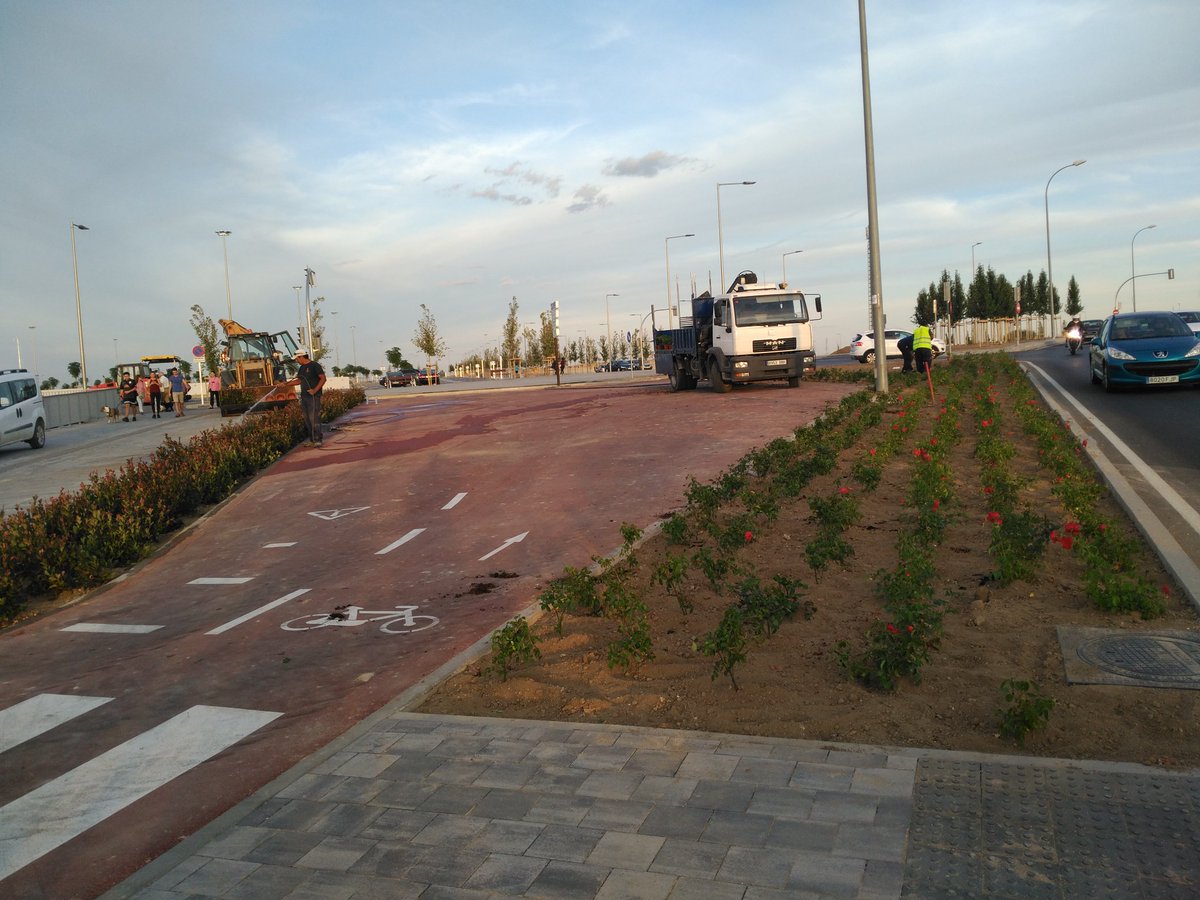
912, 324, 934, 375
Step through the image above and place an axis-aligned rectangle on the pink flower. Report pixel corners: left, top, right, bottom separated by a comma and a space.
1060, 536, 1074, 550
981, 419, 993, 427
886, 623, 898, 635
932, 499, 940, 510
987, 511, 1003, 525
1050, 530, 1059, 542
744, 531, 753, 542
913, 448, 923, 458
906, 624, 914, 633
838, 487, 850, 495
869, 448, 877, 456
984, 486, 994, 494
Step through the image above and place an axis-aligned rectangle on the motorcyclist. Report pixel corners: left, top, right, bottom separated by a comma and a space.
1065, 316, 1083, 352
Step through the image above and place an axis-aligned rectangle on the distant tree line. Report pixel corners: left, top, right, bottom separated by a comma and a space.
912, 267, 1081, 327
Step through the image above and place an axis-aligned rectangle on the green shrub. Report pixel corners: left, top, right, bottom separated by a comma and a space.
488, 616, 541, 681
997, 678, 1055, 745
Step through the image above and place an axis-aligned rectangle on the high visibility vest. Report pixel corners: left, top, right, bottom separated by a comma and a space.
912, 325, 933, 351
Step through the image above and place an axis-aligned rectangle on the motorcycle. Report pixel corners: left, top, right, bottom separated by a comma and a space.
1066, 326, 1082, 355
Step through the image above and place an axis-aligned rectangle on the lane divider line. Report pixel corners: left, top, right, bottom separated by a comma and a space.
206, 589, 310, 635
0, 704, 281, 880
442, 492, 467, 510
188, 577, 254, 585
376, 528, 425, 556
0, 694, 113, 755
263, 542, 297, 548
61, 624, 163, 635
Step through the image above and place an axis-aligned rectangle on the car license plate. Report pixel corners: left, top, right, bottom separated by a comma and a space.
766, 359, 788, 367
1147, 375, 1179, 384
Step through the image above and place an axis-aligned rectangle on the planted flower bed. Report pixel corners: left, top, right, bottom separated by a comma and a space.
0, 388, 364, 622
419, 356, 1199, 766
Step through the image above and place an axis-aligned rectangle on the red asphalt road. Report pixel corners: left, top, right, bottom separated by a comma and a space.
0, 379, 854, 898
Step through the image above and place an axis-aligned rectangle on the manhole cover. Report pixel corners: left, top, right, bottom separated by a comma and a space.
1056, 626, 1200, 689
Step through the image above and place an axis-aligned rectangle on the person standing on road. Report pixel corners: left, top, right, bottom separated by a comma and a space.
119, 374, 138, 422
897, 333, 914, 372
147, 370, 163, 418
168, 368, 189, 417
294, 348, 326, 446
912, 324, 934, 375
208, 371, 222, 409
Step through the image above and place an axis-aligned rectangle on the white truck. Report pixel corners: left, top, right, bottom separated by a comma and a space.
653, 270, 822, 392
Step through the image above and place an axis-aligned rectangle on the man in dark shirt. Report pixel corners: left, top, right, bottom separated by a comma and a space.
294, 348, 327, 446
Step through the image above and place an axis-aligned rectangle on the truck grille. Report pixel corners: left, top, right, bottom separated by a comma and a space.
752, 337, 796, 353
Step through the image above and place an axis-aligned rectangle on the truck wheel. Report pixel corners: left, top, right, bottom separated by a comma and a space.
787, 376, 800, 388
709, 362, 732, 393
668, 370, 682, 392
681, 370, 698, 390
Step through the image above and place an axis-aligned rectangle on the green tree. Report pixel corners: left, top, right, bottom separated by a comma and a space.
1065, 276, 1082, 317
67, 361, 81, 386
189, 304, 220, 375
413, 303, 447, 372
538, 311, 556, 363
522, 324, 543, 365
385, 347, 414, 370
310, 295, 327, 362
501, 297, 521, 368
40, 377, 60, 391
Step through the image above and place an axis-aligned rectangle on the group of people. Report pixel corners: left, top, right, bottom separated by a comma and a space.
116, 368, 192, 422
898, 324, 935, 375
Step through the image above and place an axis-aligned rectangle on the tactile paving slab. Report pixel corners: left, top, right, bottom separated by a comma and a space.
1057, 625, 1200, 689
902, 758, 1200, 897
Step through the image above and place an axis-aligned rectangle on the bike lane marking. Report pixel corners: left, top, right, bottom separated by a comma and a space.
0, 704, 281, 881
205, 588, 311, 635
0, 694, 112, 755
188, 577, 254, 585
376, 527, 426, 555
442, 491, 468, 510
263, 542, 297, 548
479, 530, 529, 561
61, 624, 163, 634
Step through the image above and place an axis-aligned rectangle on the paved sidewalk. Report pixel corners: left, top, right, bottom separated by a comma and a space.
112, 712, 1200, 899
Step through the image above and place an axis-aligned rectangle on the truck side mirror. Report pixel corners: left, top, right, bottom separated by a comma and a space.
813, 295, 822, 314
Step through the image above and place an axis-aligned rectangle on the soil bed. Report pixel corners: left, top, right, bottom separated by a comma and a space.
418, 360, 1199, 768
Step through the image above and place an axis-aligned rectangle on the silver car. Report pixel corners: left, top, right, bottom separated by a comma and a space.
848, 330, 946, 364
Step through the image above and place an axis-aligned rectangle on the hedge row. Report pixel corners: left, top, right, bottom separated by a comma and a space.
0, 388, 364, 621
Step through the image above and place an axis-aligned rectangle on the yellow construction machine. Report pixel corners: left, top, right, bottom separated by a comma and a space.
217, 319, 301, 415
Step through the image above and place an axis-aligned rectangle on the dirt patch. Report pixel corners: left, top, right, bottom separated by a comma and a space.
417, 371, 1199, 768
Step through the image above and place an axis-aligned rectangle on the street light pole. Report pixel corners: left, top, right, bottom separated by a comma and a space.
70, 222, 90, 388
330, 310, 340, 367
293, 285, 304, 344
664, 233, 694, 329
716, 181, 755, 293
970, 241, 982, 279
782, 249, 803, 284
1130, 224, 1156, 312
605, 292, 619, 367
858, 0, 887, 394
1044, 159, 1086, 336
215, 230, 233, 320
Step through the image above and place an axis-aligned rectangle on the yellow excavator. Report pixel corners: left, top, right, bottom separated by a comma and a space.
217, 319, 302, 415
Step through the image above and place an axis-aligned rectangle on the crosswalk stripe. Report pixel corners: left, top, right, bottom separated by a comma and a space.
0, 704, 281, 880
61, 624, 163, 634
188, 577, 254, 585
0, 694, 112, 755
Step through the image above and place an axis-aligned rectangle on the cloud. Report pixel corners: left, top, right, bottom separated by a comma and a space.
602, 151, 690, 178
566, 184, 609, 214
483, 162, 563, 197
472, 184, 533, 206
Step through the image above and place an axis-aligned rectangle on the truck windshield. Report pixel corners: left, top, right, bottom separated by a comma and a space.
733, 294, 808, 326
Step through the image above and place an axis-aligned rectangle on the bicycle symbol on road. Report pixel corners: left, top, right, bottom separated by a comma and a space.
281, 605, 439, 635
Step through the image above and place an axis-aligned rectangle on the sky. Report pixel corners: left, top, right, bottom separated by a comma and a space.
2, 0, 1198, 381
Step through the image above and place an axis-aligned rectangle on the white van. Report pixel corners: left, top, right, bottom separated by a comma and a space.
0, 369, 46, 450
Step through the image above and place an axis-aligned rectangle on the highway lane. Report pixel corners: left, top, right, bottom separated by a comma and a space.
0, 378, 855, 898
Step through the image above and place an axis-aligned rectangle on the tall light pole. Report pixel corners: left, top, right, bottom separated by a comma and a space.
1131, 224, 1156, 312
664, 233, 694, 329
782, 249, 803, 284
292, 285, 304, 344
303, 268, 316, 356
350, 324, 358, 368
716, 181, 755, 293
215, 230, 233, 319
858, 0, 887, 393
70, 222, 90, 388
605, 293, 619, 365
1044, 159, 1086, 335
970, 241, 982, 279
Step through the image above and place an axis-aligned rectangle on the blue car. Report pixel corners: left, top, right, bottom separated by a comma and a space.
1089, 311, 1200, 392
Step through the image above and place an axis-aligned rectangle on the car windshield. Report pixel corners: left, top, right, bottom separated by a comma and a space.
733, 293, 808, 326
1110, 315, 1194, 341
1176, 311, 1200, 324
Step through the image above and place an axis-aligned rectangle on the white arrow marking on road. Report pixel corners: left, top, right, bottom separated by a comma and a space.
479, 531, 529, 561
0, 694, 112, 755
308, 506, 371, 521
376, 528, 426, 555
207, 588, 310, 635
61, 624, 163, 634
189, 577, 254, 585
0, 705, 281, 880
442, 492, 467, 510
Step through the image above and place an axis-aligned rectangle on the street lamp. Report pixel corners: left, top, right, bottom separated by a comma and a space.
215, 230, 233, 320
664, 233, 694, 329
1130, 224, 1156, 312
782, 249, 803, 284
330, 310, 340, 367
292, 285, 304, 344
716, 181, 755, 293
970, 241, 982, 278
1044, 159, 1086, 335
70, 222, 90, 388
605, 292, 619, 366
350, 324, 358, 368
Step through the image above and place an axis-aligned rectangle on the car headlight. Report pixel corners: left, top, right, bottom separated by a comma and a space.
1107, 346, 1136, 361
1186, 342, 1200, 358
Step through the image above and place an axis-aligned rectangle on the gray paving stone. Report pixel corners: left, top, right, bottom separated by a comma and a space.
349, 841, 423, 878
476, 738, 537, 762
416, 881, 495, 899
667, 875, 746, 900
356, 808, 436, 842
370, 779, 439, 809
472, 760, 541, 789
717, 846, 793, 888
859, 858, 905, 900
525, 793, 595, 825
701, 810, 775, 848
832, 823, 908, 862
293, 870, 426, 899
746, 785, 815, 820
826, 749, 890, 769
244, 830, 326, 866
377, 751, 445, 781
575, 744, 637, 771
465, 818, 544, 854
579, 798, 654, 831
524, 765, 591, 794
851, 767, 915, 798
221, 862, 308, 899
638, 805, 713, 840
676, 751, 741, 780
595, 868, 677, 899
411, 813, 490, 846
463, 852, 546, 892
294, 835, 374, 871
429, 759, 491, 784
787, 850, 866, 897
389, 732, 445, 752
632, 774, 699, 804
526, 742, 583, 766
418, 783, 490, 814
728, 757, 796, 787
275, 772, 344, 801
344, 731, 404, 754
687, 780, 756, 813
402, 844, 490, 888
649, 837, 729, 878
321, 776, 389, 804
310, 802, 385, 837
262, 799, 335, 831
714, 739, 777, 759
587, 831, 667, 870
167, 857, 259, 894
332, 753, 399, 779
526, 823, 606, 862
789, 761, 856, 792
623, 749, 687, 776
809, 790, 879, 824
427, 736, 492, 758
198, 825, 272, 860
309, 750, 355, 776
763, 819, 838, 852
527, 860, 611, 898
470, 787, 535, 820
577, 770, 645, 800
